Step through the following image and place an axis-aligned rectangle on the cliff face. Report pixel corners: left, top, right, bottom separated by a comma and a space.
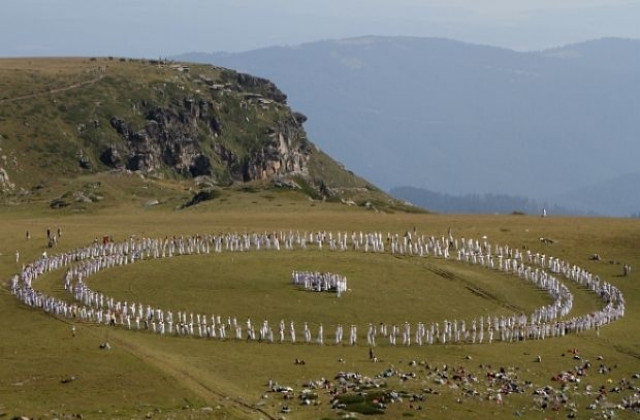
89, 65, 313, 185
0, 135, 15, 192
106, 97, 310, 183
241, 118, 311, 181
0, 167, 14, 192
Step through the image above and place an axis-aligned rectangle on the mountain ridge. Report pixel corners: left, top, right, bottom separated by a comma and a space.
0, 57, 405, 212
175, 36, 640, 216
390, 186, 589, 216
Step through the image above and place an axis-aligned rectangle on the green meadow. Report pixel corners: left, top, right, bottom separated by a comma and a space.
1, 181, 639, 419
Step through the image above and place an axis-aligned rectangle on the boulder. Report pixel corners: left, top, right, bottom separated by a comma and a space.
293, 111, 308, 125
100, 145, 124, 168
235, 73, 287, 104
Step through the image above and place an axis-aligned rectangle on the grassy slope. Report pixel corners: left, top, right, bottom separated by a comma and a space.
1, 187, 639, 419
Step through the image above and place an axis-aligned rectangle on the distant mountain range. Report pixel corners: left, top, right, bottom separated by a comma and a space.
549, 171, 640, 217
390, 186, 585, 216
176, 36, 640, 216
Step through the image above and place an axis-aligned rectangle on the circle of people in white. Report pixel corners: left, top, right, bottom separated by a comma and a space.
10, 230, 625, 346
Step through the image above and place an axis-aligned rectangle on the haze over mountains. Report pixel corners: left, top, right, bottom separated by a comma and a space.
177, 36, 640, 216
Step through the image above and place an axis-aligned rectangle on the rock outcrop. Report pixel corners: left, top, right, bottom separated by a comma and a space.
109, 112, 210, 176
235, 73, 287, 104
0, 167, 15, 192
106, 94, 311, 183
241, 119, 311, 181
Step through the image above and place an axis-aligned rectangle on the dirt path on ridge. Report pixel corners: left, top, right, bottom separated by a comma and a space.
0, 75, 104, 106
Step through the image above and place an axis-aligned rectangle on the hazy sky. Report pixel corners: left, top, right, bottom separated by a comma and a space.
1, 0, 639, 57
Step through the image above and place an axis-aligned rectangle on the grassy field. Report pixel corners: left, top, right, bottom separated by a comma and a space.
1, 186, 639, 419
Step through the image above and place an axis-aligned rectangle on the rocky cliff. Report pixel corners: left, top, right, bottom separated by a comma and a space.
104, 98, 310, 183
89, 64, 314, 185
0, 167, 14, 192
0, 135, 15, 192
0, 60, 315, 185
0, 58, 404, 210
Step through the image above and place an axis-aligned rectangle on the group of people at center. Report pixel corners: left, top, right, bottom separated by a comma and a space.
291, 270, 348, 295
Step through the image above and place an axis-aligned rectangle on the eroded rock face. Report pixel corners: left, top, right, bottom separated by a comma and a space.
107, 98, 310, 184
109, 104, 214, 176
0, 167, 15, 192
242, 120, 311, 181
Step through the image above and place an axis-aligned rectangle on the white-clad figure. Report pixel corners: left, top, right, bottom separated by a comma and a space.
349, 324, 357, 346
403, 322, 411, 346
290, 321, 296, 343
389, 324, 397, 345
367, 323, 374, 346
303, 322, 311, 343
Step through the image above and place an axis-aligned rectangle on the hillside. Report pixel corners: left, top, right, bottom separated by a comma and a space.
0, 58, 403, 211
177, 36, 640, 216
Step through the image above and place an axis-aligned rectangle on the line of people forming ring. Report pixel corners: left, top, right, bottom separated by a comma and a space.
9, 230, 624, 346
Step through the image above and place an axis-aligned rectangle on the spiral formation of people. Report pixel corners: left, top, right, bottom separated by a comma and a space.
10, 229, 625, 347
